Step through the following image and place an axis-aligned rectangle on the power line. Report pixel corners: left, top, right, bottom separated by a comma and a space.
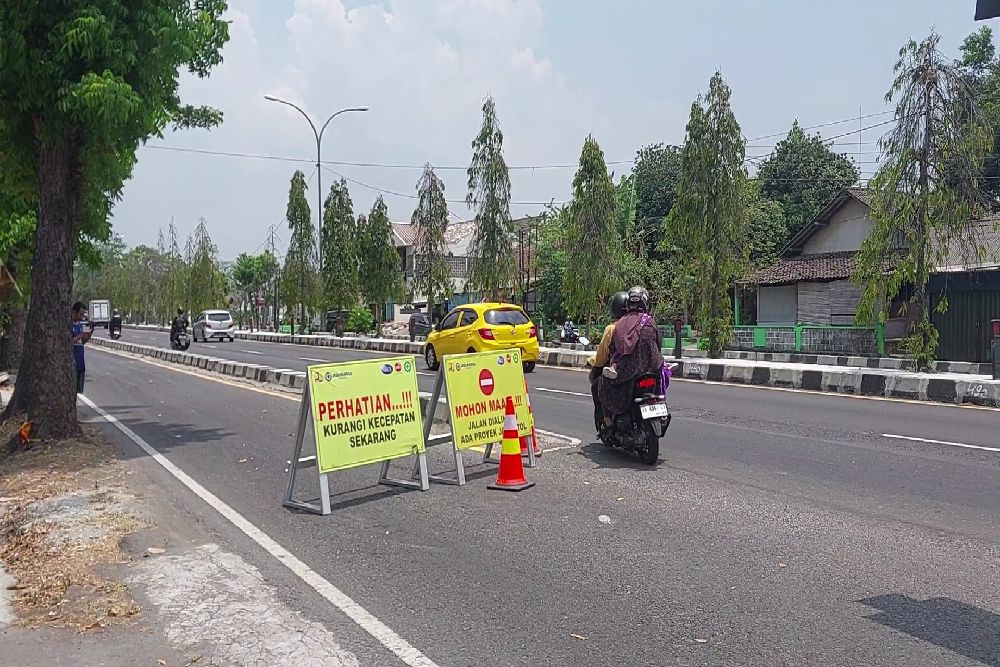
745, 110, 895, 142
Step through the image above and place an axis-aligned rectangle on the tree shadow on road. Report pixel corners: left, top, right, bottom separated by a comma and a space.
571, 441, 661, 471
859, 594, 1000, 666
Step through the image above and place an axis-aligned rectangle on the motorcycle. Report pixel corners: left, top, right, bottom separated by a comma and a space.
559, 323, 590, 347
170, 330, 191, 351
598, 363, 676, 465
109, 322, 122, 340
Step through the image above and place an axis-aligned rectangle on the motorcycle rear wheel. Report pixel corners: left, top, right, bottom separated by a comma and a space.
638, 422, 659, 465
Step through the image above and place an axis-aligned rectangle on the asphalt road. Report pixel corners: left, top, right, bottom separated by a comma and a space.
80, 330, 1000, 666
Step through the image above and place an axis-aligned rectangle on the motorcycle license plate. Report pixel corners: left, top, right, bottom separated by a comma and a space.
640, 401, 669, 419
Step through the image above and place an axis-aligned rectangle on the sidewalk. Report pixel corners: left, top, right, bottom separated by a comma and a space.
0, 385, 367, 666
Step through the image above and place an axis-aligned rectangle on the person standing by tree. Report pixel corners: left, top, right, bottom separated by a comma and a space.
71, 302, 91, 394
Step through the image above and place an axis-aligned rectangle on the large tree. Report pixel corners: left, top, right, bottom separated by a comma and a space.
283, 170, 319, 331
563, 135, 621, 323
632, 143, 683, 256
359, 196, 404, 320
854, 31, 992, 370
665, 72, 748, 358
412, 165, 453, 315
0, 1, 229, 435
757, 121, 860, 239
321, 178, 358, 314
466, 97, 515, 301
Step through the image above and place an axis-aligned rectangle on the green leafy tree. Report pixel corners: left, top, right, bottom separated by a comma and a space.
853, 31, 992, 370
321, 178, 358, 313
957, 26, 1000, 208
359, 196, 404, 320
282, 170, 319, 331
186, 220, 226, 317
466, 97, 515, 301
744, 181, 787, 268
563, 135, 621, 323
534, 205, 569, 325
232, 253, 263, 330
632, 143, 683, 256
412, 165, 453, 315
665, 71, 748, 358
757, 121, 860, 239
0, 0, 229, 434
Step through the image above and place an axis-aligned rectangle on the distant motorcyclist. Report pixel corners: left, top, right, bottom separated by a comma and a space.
170, 308, 189, 344
110, 309, 123, 334
597, 286, 663, 432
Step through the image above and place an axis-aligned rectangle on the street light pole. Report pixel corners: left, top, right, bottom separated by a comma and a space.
264, 95, 369, 328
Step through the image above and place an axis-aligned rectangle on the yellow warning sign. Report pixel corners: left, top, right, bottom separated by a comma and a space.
307, 357, 425, 473
443, 349, 530, 450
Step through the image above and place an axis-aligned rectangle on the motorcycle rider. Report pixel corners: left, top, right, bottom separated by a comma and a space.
587, 291, 629, 431
109, 309, 123, 336
597, 285, 664, 433
170, 308, 189, 345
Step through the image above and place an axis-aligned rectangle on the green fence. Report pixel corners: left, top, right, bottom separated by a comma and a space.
731, 324, 885, 357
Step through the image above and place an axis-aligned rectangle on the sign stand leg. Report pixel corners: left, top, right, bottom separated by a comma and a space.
417, 368, 467, 485
379, 452, 430, 491
283, 385, 333, 515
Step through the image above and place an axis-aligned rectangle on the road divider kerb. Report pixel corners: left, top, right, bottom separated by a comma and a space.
115, 325, 1000, 408
91, 336, 449, 420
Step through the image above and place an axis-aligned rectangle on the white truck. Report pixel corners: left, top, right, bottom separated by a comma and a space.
89, 299, 111, 329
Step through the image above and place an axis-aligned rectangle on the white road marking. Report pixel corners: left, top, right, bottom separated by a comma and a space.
204, 344, 218, 349
78, 394, 440, 667
300, 357, 328, 363
241, 350, 263, 355
535, 387, 590, 398
882, 433, 1000, 453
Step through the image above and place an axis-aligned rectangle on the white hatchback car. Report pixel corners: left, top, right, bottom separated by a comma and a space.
192, 309, 235, 343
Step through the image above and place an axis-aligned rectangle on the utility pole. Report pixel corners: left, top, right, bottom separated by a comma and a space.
268, 225, 279, 331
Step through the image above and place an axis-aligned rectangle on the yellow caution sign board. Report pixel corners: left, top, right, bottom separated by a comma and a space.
443, 349, 530, 450
307, 357, 425, 474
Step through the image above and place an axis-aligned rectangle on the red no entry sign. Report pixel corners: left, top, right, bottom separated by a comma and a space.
478, 368, 495, 396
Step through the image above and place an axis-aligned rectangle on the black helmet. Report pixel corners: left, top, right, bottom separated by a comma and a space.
626, 285, 650, 313
609, 291, 629, 319
177, 308, 184, 316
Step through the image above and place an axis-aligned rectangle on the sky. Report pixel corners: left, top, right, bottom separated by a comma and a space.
111, 0, 994, 259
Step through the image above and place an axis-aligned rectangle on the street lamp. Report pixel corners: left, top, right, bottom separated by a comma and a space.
263, 95, 369, 282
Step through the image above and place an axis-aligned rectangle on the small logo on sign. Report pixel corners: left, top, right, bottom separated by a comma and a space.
381, 364, 393, 375
506, 353, 512, 364
404, 361, 412, 373
325, 372, 333, 382
513, 353, 520, 363
395, 362, 402, 372
497, 356, 505, 366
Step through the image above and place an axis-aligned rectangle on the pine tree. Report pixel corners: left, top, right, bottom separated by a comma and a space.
466, 97, 515, 301
186, 219, 225, 316
359, 196, 404, 320
562, 135, 621, 323
665, 71, 748, 358
412, 165, 453, 315
282, 170, 318, 331
321, 178, 358, 313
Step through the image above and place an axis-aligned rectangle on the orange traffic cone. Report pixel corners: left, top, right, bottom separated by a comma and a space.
488, 396, 535, 492
520, 379, 542, 458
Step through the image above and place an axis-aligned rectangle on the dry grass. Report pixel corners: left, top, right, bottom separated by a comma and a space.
0, 426, 143, 631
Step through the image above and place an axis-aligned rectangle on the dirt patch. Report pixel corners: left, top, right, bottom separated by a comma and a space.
0, 427, 142, 631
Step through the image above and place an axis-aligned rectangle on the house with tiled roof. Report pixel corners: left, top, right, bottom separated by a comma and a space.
387, 216, 540, 322
740, 188, 1000, 361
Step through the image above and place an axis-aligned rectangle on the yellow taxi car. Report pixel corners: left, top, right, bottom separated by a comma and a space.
424, 302, 540, 372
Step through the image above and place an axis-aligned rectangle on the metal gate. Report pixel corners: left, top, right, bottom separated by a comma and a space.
932, 289, 1000, 362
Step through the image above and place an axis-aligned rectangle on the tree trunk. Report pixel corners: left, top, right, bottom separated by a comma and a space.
4, 126, 82, 438
913, 77, 934, 371
0, 301, 27, 372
